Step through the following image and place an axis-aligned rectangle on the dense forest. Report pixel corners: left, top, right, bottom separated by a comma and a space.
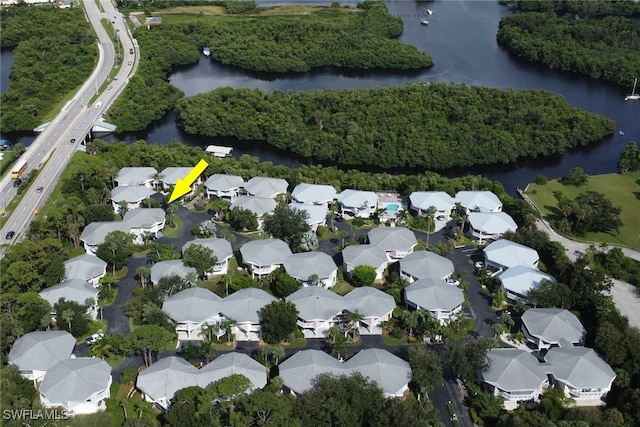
108, 1, 432, 131
175, 84, 614, 170
0, 4, 96, 132
497, 0, 640, 86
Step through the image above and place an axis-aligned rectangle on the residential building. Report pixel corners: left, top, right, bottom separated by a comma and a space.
150, 260, 197, 286
8, 331, 75, 383
39, 279, 100, 319
79, 221, 130, 255
111, 185, 152, 213
123, 208, 166, 243
341, 245, 388, 282
137, 356, 200, 411
221, 288, 277, 341
204, 174, 245, 202
367, 227, 417, 260
336, 189, 377, 218
162, 287, 224, 341
278, 350, 341, 395
409, 191, 456, 217
455, 190, 502, 213
287, 287, 343, 338
115, 167, 157, 188
291, 183, 337, 207
283, 251, 338, 288
244, 176, 288, 199
198, 352, 267, 391
521, 308, 586, 350
483, 239, 539, 273
39, 358, 112, 415
482, 349, 548, 410
468, 212, 518, 242
343, 287, 395, 335
229, 196, 277, 227
182, 238, 234, 276
64, 254, 107, 286
288, 203, 327, 231
240, 239, 292, 277
160, 167, 202, 194
498, 265, 555, 304
403, 279, 464, 325
398, 250, 454, 284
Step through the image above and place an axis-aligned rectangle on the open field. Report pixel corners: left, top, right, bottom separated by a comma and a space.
525, 172, 640, 249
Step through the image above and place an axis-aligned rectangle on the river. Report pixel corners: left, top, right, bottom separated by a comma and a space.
2, 1, 639, 194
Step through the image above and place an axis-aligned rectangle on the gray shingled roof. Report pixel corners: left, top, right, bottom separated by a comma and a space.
288, 203, 328, 226
286, 287, 343, 321
409, 191, 456, 211
230, 196, 277, 217
160, 167, 196, 185
291, 183, 337, 204
199, 352, 267, 390
162, 287, 223, 324
115, 167, 157, 186
367, 227, 417, 253
455, 191, 502, 212
482, 349, 547, 392
136, 356, 199, 403
545, 347, 616, 390
283, 252, 337, 282
150, 260, 197, 284
468, 212, 517, 235
343, 287, 395, 318
240, 239, 292, 267
345, 348, 411, 396
483, 239, 539, 269
64, 254, 107, 282
80, 221, 130, 246
39, 278, 99, 307
521, 308, 585, 347
404, 279, 464, 312
399, 250, 454, 281
40, 358, 111, 403
123, 208, 166, 228
341, 245, 388, 269
182, 238, 233, 263
244, 176, 288, 198
498, 266, 555, 298
205, 174, 245, 191
279, 350, 345, 394
221, 288, 276, 324
337, 189, 377, 209
8, 331, 75, 372
111, 185, 152, 203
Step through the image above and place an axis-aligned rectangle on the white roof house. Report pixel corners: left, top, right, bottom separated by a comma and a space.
404, 279, 464, 325
64, 254, 107, 287
111, 185, 152, 213
182, 238, 234, 276
482, 349, 548, 410
288, 203, 328, 231
498, 266, 555, 304
162, 287, 224, 341
483, 239, 539, 271
39, 279, 99, 318
409, 191, 456, 216
244, 176, 288, 199
8, 331, 75, 383
545, 347, 616, 404
468, 212, 518, 242
39, 358, 112, 415
341, 245, 388, 282
343, 287, 395, 335
521, 308, 586, 350
221, 288, 277, 341
367, 227, 418, 260
150, 260, 197, 285
287, 287, 343, 338
337, 189, 378, 218
399, 250, 455, 283
283, 251, 338, 288
230, 196, 277, 223
240, 239, 292, 277
123, 208, 166, 241
455, 191, 502, 213
291, 183, 337, 206
80, 221, 130, 255
198, 352, 267, 391
205, 174, 245, 202
137, 356, 200, 411
115, 167, 157, 187
279, 348, 411, 398
160, 167, 202, 188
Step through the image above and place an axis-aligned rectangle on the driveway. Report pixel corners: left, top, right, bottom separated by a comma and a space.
102, 256, 147, 335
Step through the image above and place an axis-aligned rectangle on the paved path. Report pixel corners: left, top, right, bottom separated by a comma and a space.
536, 218, 640, 329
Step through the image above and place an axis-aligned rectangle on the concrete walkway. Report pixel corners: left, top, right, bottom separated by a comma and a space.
536, 218, 640, 330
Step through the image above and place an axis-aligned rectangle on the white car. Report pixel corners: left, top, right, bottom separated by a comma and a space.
95, 101, 102, 109
86, 333, 104, 345
474, 261, 485, 269
446, 278, 461, 286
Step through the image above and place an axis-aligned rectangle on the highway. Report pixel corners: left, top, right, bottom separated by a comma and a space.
0, 0, 137, 244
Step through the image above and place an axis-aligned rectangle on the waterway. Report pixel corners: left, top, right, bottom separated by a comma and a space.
2, 1, 639, 194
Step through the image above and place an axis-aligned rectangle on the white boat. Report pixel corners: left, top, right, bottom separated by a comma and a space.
625, 77, 639, 101
203, 47, 211, 57
426, 9, 433, 15
420, 19, 429, 25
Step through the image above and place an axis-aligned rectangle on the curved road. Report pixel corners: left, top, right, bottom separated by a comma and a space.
0, 0, 137, 244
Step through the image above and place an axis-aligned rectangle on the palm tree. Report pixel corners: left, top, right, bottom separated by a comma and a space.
327, 326, 348, 360
346, 310, 363, 342
202, 322, 220, 343
60, 309, 74, 331
89, 337, 113, 359
220, 318, 235, 343
136, 266, 151, 288
425, 206, 436, 248
118, 200, 129, 216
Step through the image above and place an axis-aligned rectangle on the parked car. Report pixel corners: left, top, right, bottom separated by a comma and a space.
86, 333, 105, 345
436, 215, 447, 221
474, 261, 485, 270
446, 278, 461, 286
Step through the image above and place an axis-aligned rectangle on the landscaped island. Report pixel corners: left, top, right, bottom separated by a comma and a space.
175, 84, 615, 170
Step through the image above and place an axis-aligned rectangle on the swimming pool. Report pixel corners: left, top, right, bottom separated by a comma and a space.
386, 204, 400, 212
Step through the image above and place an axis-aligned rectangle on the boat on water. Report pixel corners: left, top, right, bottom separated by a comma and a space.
420, 19, 429, 25
625, 77, 639, 101
203, 47, 211, 57
426, 9, 433, 15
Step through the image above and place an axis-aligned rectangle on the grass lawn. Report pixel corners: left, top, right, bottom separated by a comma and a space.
525, 172, 640, 249
331, 280, 354, 296
162, 216, 182, 238
382, 334, 411, 346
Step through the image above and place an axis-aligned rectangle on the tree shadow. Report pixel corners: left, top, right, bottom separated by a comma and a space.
634, 192, 640, 201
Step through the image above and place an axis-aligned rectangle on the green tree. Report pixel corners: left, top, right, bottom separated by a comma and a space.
96, 230, 134, 275
165, 386, 219, 427
466, 382, 505, 423
561, 166, 588, 186
443, 339, 492, 383
53, 299, 90, 337
350, 265, 377, 287
13, 292, 51, 332
233, 389, 302, 427
263, 204, 310, 247
228, 207, 258, 232
618, 141, 640, 173
129, 325, 176, 367
260, 300, 299, 345
271, 267, 301, 297
327, 326, 348, 360
408, 345, 443, 396
297, 229, 319, 252
183, 244, 217, 278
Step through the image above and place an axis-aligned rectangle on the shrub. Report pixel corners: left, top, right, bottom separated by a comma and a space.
534, 175, 548, 185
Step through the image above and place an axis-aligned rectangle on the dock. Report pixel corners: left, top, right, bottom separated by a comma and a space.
205, 145, 233, 158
